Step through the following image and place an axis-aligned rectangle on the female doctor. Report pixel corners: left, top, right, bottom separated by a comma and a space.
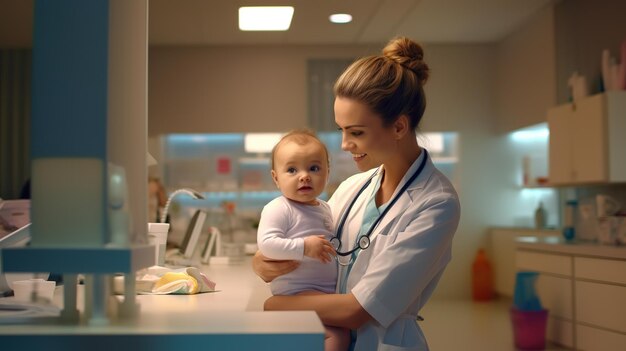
253, 36, 460, 351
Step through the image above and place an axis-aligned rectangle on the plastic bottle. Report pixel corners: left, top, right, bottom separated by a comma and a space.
563, 200, 577, 241
472, 249, 495, 301
534, 202, 546, 229
513, 271, 542, 311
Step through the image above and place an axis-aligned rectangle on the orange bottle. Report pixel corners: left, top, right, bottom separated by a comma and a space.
472, 248, 495, 301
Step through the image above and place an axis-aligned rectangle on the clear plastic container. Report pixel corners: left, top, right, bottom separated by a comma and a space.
148, 223, 170, 266
12, 279, 56, 302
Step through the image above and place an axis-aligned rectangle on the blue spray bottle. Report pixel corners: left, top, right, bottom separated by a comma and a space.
563, 200, 577, 241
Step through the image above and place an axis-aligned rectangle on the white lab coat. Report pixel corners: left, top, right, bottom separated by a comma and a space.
327, 152, 460, 351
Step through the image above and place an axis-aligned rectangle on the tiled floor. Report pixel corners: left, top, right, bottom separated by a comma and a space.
420, 297, 570, 350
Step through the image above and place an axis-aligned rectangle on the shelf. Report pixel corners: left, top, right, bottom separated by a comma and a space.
174, 191, 328, 211
521, 184, 554, 189
239, 157, 270, 164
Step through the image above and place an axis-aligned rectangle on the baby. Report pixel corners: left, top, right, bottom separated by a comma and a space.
257, 129, 348, 351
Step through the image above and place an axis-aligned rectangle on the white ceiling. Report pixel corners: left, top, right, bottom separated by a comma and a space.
1, 0, 556, 47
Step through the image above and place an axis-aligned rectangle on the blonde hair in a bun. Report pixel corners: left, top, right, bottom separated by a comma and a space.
334, 36, 428, 130
382, 36, 429, 84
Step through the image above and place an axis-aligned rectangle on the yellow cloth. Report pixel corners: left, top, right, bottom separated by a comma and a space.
153, 272, 199, 294
113, 266, 216, 295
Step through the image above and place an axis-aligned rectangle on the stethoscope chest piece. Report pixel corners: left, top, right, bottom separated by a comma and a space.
330, 235, 370, 253
358, 236, 370, 250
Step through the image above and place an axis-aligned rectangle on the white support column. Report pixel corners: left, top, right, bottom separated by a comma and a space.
108, 0, 149, 246
60, 274, 79, 323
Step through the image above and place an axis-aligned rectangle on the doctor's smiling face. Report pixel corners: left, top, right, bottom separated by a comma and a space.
335, 97, 400, 172
271, 133, 329, 205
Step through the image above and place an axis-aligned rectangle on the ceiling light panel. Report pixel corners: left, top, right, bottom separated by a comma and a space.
239, 6, 294, 31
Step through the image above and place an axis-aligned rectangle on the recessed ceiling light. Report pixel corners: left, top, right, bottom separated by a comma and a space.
329, 13, 352, 24
239, 6, 294, 31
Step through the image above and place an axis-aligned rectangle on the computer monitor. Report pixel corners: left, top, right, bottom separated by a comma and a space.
200, 226, 221, 264
178, 209, 207, 259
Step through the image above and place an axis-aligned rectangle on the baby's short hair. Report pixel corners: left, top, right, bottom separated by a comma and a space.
271, 129, 330, 171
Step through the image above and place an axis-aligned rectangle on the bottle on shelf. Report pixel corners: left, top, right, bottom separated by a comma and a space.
472, 248, 495, 302
522, 156, 531, 186
534, 202, 547, 229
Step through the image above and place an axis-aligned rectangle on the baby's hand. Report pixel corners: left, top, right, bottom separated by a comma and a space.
303, 235, 336, 263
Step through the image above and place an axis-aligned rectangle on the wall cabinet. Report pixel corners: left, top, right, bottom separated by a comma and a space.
515, 243, 626, 350
547, 91, 626, 185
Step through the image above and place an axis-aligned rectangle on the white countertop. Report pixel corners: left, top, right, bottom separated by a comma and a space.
516, 236, 626, 260
133, 256, 272, 313
0, 257, 325, 350
490, 226, 562, 234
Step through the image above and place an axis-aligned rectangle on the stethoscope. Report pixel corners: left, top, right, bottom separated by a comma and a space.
330, 149, 429, 266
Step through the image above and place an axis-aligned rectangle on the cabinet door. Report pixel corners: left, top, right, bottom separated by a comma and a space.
515, 251, 574, 319
547, 318, 574, 349
577, 324, 626, 351
516, 251, 572, 276
571, 94, 607, 183
576, 280, 626, 333
548, 103, 574, 184
547, 93, 618, 185
606, 91, 626, 182
536, 275, 573, 320
575, 257, 626, 285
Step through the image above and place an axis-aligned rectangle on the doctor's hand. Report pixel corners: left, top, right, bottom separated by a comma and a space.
304, 235, 336, 263
252, 251, 300, 283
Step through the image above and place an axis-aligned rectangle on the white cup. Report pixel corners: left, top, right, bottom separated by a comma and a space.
12, 279, 56, 302
148, 223, 170, 266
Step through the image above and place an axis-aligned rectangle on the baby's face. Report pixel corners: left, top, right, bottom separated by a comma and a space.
271, 140, 329, 205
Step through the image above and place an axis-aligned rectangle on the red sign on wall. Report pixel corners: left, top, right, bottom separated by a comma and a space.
216, 157, 231, 174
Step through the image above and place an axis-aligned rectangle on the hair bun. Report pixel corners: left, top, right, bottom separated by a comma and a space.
383, 37, 429, 84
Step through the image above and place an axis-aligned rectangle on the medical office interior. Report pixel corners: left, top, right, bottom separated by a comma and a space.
1, 0, 626, 350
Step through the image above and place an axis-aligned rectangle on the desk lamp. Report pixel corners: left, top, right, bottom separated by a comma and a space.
160, 189, 205, 224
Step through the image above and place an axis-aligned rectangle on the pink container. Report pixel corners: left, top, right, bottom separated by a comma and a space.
510, 308, 548, 350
